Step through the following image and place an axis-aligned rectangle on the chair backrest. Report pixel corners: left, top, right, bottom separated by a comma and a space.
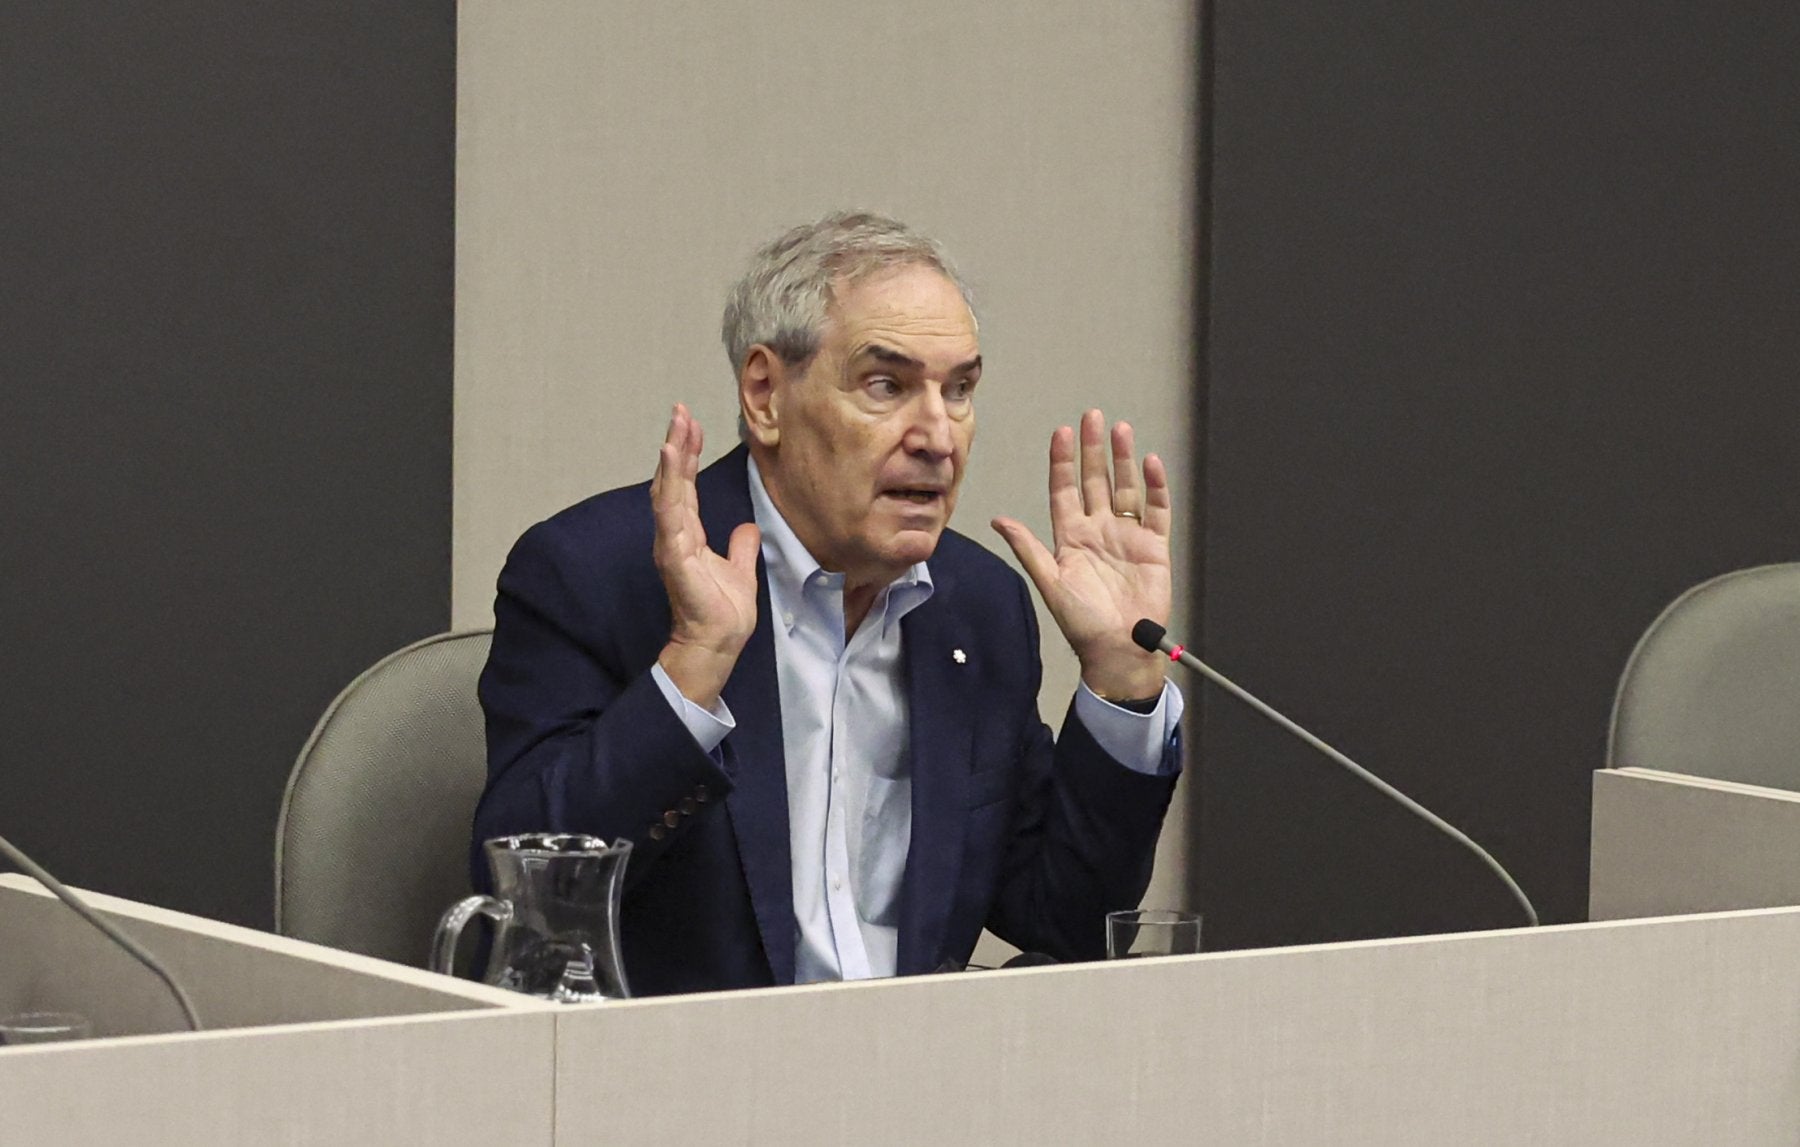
276, 629, 493, 966
1608, 564, 1800, 789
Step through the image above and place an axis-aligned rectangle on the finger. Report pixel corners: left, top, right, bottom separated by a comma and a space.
655, 444, 694, 521
1110, 421, 1140, 516
670, 403, 701, 512
991, 517, 1060, 601
1078, 409, 1111, 515
726, 522, 761, 574
1046, 425, 1081, 548
652, 405, 681, 500
688, 416, 705, 514
655, 404, 701, 528
1143, 453, 1173, 537
651, 444, 696, 563
652, 441, 679, 512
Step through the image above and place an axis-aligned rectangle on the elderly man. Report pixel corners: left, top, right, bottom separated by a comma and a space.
473, 212, 1183, 996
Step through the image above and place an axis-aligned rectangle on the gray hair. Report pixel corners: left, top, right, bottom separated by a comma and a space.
721, 211, 976, 383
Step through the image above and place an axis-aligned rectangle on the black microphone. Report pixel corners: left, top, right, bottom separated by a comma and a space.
1001, 951, 1060, 969
1132, 619, 1539, 927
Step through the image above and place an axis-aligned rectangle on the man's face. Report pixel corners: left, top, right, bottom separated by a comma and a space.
755, 264, 981, 587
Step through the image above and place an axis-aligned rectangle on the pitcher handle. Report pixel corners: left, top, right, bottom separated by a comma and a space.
431, 895, 513, 979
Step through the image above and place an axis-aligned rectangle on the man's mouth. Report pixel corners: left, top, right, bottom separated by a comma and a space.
882, 487, 945, 506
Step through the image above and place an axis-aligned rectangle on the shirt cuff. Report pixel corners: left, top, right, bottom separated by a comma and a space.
1074, 680, 1184, 776
650, 662, 736, 754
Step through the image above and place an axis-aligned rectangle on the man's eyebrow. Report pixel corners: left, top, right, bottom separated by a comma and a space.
857, 344, 983, 376
859, 344, 925, 371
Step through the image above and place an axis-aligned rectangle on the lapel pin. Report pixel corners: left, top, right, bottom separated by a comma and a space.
953, 649, 967, 664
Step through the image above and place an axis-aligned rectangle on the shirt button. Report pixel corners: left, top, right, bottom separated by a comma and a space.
832, 769, 841, 783
832, 877, 843, 892
782, 611, 796, 627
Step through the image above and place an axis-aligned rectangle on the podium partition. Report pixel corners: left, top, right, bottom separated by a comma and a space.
0, 876, 553, 1145
13, 870, 1800, 1143
550, 907, 1800, 1144
1591, 766, 1800, 920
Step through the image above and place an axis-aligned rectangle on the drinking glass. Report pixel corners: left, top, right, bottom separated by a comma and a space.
1105, 909, 1202, 959
0, 1011, 93, 1046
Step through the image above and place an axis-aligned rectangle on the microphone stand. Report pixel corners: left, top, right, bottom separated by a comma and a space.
0, 831, 203, 1030
1133, 619, 1539, 928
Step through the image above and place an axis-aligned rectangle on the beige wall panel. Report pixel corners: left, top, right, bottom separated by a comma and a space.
457, 2, 1197, 908
554, 910, 1800, 1145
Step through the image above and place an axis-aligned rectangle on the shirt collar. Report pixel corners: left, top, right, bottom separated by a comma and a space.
746, 455, 933, 627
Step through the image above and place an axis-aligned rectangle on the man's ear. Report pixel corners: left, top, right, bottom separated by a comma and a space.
738, 346, 783, 447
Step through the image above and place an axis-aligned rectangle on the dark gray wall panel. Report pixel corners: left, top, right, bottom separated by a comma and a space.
1201, 2, 1800, 947
0, 4, 454, 927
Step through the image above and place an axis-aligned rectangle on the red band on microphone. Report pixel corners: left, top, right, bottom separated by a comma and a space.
1168, 645, 1184, 661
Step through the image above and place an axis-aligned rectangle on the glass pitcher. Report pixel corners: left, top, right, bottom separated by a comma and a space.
432, 833, 632, 1002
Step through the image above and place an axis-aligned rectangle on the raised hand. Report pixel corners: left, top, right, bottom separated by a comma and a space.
652, 404, 761, 708
992, 409, 1172, 702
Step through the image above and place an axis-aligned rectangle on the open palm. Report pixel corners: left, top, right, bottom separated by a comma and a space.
993, 410, 1172, 700
650, 405, 760, 706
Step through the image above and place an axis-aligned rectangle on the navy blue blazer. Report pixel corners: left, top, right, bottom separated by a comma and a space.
472, 446, 1178, 996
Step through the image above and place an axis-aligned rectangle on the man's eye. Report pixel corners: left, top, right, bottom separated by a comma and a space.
947, 379, 975, 401
868, 378, 901, 398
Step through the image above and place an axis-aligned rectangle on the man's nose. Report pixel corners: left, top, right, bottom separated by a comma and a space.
904, 390, 956, 459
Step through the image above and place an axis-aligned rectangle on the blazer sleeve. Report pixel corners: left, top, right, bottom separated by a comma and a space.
981, 574, 1181, 961
470, 518, 733, 891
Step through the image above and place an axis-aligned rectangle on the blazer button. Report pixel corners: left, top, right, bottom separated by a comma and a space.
678, 797, 697, 815
648, 824, 667, 841
693, 785, 709, 802
662, 810, 681, 828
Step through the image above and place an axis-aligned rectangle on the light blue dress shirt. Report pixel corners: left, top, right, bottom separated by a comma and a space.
651, 458, 1183, 982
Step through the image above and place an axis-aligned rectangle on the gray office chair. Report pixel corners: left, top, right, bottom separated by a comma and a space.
275, 629, 493, 967
1607, 564, 1800, 790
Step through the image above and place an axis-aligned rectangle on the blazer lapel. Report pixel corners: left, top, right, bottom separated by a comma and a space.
701, 448, 796, 986
895, 584, 978, 975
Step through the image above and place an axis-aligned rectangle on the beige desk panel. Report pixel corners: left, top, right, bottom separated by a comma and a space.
0, 1010, 553, 1147
0, 876, 530, 1036
555, 909, 1800, 1146
1591, 766, 1800, 921
0, 876, 555, 1145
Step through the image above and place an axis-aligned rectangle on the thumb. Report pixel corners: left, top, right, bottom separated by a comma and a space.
726, 522, 762, 573
991, 517, 1058, 597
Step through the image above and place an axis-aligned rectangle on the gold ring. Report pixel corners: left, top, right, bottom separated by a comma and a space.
1114, 510, 1141, 520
